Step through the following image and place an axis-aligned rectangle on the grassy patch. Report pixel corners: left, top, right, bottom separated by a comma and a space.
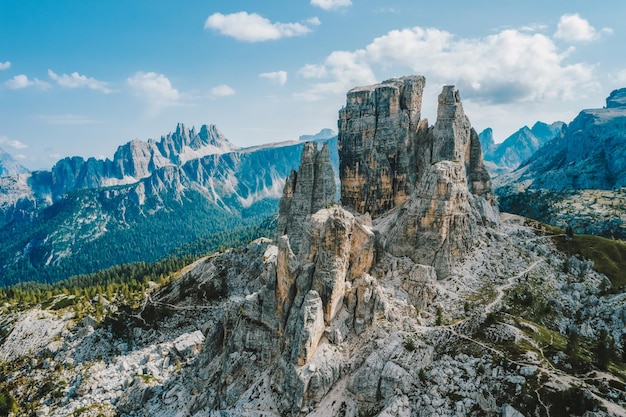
524, 218, 626, 290
515, 318, 566, 350
555, 234, 626, 290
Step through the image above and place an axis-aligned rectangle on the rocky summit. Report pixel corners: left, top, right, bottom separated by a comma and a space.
339, 77, 498, 278
0, 77, 625, 417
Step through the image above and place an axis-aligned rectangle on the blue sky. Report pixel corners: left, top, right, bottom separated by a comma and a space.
1, 0, 625, 170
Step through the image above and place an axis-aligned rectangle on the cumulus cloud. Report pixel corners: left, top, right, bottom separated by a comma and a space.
204, 12, 316, 42
127, 71, 180, 104
297, 22, 599, 104
48, 69, 113, 93
295, 50, 375, 101
209, 84, 236, 98
0, 61, 10, 70
305, 17, 321, 26
4, 74, 50, 90
298, 64, 328, 79
311, 0, 351, 10
259, 71, 288, 86
0, 135, 28, 149
554, 13, 612, 43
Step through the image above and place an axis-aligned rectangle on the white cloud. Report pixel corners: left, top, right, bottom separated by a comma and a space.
259, 71, 288, 86
209, 84, 236, 98
0, 135, 28, 149
0, 61, 11, 70
298, 64, 328, 79
48, 69, 113, 93
127, 71, 180, 104
612, 69, 626, 85
295, 50, 375, 101
554, 13, 612, 43
311, 0, 351, 10
306, 17, 321, 26
297, 23, 599, 104
204, 12, 315, 42
4, 74, 50, 90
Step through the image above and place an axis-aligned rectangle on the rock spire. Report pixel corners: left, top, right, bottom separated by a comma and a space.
276, 141, 336, 254
338, 76, 499, 278
338, 75, 425, 217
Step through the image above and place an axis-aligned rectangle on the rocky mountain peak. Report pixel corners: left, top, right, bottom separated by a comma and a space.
338, 76, 425, 217
0, 147, 29, 177
606, 88, 626, 108
281, 76, 496, 282
276, 141, 337, 255
338, 76, 496, 223
478, 127, 495, 154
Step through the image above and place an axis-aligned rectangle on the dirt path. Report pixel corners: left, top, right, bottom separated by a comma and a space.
484, 260, 542, 314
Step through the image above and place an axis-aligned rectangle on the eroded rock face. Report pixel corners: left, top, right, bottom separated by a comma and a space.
382, 161, 480, 278
209, 76, 498, 413
276, 142, 337, 254
338, 76, 425, 217
339, 77, 498, 278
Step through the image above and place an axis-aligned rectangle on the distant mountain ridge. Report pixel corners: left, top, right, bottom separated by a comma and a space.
298, 128, 336, 141
32, 123, 238, 201
0, 147, 29, 177
495, 88, 626, 237
0, 124, 338, 285
479, 121, 564, 175
498, 88, 626, 191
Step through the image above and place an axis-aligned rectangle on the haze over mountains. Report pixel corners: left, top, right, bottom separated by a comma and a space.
0, 124, 338, 285
495, 88, 626, 238
0, 147, 29, 177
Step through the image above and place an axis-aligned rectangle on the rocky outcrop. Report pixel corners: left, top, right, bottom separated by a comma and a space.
276, 142, 337, 254
338, 77, 498, 278
607, 88, 626, 108
338, 76, 425, 217
381, 161, 480, 277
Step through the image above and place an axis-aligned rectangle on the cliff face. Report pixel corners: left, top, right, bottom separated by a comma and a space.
338, 76, 425, 217
339, 77, 498, 278
276, 142, 337, 255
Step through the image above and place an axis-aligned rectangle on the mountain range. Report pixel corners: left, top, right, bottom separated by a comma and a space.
0, 76, 624, 417
495, 88, 626, 238
479, 121, 564, 175
0, 124, 338, 286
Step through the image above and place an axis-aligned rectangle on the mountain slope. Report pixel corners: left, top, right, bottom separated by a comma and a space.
0, 124, 336, 286
495, 88, 626, 237
480, 121, 564, 175
0, 147, 29, 177
498, 89, 626, 191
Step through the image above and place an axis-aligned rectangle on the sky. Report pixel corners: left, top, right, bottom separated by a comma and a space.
1, 0, 625, 170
